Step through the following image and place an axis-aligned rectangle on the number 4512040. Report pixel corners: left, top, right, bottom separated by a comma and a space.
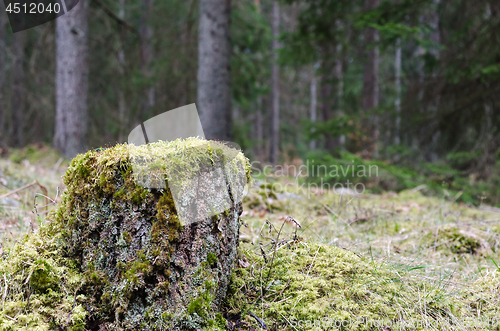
5, 2, 62, 14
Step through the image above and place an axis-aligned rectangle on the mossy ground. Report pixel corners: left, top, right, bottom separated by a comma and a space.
1, 145, 500, 330
232, 177, 500, 330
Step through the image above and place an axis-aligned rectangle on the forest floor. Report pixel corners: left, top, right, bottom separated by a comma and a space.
1, 145, 500, 330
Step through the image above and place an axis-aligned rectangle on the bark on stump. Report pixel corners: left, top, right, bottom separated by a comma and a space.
57, 138, 250, 330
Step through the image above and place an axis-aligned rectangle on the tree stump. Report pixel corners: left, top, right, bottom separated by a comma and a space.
53, 138, 250, 329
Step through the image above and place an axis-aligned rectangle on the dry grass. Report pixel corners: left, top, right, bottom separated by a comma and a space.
0, 146, 66, 246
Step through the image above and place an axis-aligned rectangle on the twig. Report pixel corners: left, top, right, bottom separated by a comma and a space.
248, 312, 268, 330
275, 310, 299, 331
323, 204, 347, 223
0, 181, 37, 201
273, 280, 291, 302
264, 220, 286, 290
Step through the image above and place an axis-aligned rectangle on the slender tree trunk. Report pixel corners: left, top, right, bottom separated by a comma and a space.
55, 0, 89, 158
394, 38, 402, 146
309, 73, 317, 150
140, 0, 155, 121
428, 0, 441, 161
255, 96, 263, 158
11, 30, 27, 147
321, 58, 335, 151
334, 31, 344, 150
0, 14, 6, 142
118, 0, 127, 142
362, 0, 380, 156
197, 0, 232, 141
269, 0, 280, 163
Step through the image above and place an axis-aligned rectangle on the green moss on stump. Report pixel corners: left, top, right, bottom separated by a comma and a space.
0, 138, 250, 330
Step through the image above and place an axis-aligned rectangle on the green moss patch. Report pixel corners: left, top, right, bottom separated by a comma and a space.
228, 241, 500, 330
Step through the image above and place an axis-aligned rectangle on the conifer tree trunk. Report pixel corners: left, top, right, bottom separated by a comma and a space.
270, 0, 280, 163
394, 38, 402, 145
0, 14, 6, 142
334, 31, 344, 150
428, 0, 441, 161
309, 74, 317, 150
255, 96, 263, 158
54, 0, 89, 158
362, 0, 380, 156
118, 0, 127, 142
11, 30, 26, 147
197, 0, 232, 141
139, 0, 155, 121
321, 59, 334, 151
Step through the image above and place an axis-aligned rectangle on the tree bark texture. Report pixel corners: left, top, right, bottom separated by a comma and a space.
197, 0, 232, 142
55, 140, 249, 329
309, 74, 317, 150
11, 30, 26, 147
362, 0, 380, 156
270, 0, 280, 163
254, 96, 263, 158
394, 39, 402, 146
321, 60, 335, 151
0, 14, 6, 142
55, 0, 89, 158
334, 35, 344, 150
140, 0, 155, 121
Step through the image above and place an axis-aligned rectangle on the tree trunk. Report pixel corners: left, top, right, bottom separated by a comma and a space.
309, 73, 317, 150
362, 0, 380, 157
269, 0, 280, 163
118, 0, 127, 142
11, 30, 27, 147
55, 0, 89, 158
394, 38, 402, 146
255, 96, 263, 158
428, 0, 441, 161
321, 62, 335, 151
0, 14, 6, 142
334, 31, 344, 150
197, 0, 232, 142
140, 0, 155, 121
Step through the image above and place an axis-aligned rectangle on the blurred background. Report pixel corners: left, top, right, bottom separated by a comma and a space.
0, 0, 499, 207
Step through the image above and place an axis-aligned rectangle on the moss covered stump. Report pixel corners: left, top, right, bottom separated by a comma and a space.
0, 138, 250, 330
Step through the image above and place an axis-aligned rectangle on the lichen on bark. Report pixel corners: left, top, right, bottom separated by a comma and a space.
0, 138, 250, 330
